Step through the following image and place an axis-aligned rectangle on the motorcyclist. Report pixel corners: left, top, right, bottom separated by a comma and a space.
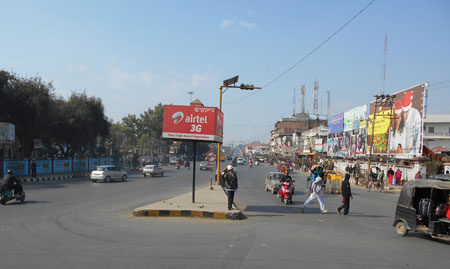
1, 170, 23, 195
282, 170, 292, 183
278, 170, 294, 201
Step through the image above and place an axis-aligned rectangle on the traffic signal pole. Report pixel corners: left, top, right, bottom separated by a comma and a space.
216, 86, 223, 183
216, 84, 261, 183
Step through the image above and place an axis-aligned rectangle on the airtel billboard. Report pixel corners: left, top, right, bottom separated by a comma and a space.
162, 104, 224, 143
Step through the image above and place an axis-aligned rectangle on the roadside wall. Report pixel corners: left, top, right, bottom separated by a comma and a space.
332, 159, 426, 182
2, 157, 115, 176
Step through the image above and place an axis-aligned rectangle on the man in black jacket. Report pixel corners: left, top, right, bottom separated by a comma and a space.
1, 170, 23, 195
337, 173, 353, 215
223, 165, 238, 210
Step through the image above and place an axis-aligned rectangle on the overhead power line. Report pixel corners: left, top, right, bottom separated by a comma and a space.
225, 0, 376, 105
429, 79, 450, 87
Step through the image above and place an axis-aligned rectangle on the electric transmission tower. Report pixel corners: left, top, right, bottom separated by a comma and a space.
313, 80, 319, 116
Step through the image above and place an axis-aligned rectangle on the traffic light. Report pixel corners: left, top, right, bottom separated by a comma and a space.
240, 84, 255, 90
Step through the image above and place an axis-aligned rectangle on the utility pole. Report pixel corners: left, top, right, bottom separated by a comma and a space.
381, 35, 388, 94
366, 94, 396, 185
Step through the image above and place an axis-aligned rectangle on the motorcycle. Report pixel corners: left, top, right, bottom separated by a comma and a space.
0, 186, 26, 205
249, 161, 253, 168
277, 179, 295, 205
255, 160, 259, 166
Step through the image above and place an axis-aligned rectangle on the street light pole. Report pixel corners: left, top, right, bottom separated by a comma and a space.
188, 91, 194, 104
216, 81, 262, 183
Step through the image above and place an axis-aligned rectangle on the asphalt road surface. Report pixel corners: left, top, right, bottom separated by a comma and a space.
0, 163, 448, 268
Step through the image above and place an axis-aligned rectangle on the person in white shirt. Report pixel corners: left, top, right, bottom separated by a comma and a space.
300, 172, 327, 214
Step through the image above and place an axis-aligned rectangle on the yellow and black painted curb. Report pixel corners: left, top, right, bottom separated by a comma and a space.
133, 209, 244, 220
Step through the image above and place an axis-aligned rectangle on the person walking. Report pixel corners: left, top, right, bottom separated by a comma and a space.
337, 173, 353, 215
395, 169, 402, 186
378, 170, 385, 192
223, 165, 238, 210
31, 161, 37, 178
415, 170, 422, 179
301, 171, 327, 214
387, 167, 394, 185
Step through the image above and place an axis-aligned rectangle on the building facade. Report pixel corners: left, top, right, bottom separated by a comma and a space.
423, 114, 450, 153
271, 113, 327, 156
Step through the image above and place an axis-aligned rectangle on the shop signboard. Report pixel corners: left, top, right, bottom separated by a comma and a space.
314, 138, 323, 152
0, 122, 15, 143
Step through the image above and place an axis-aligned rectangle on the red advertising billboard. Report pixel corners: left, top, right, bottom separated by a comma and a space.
162, 104, 224, 143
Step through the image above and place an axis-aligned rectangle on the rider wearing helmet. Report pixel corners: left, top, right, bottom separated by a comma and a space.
1, 170, 23, 195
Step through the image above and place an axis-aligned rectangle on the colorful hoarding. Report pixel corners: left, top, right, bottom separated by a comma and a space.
162, 104, 224, 143
388, 83, 426, 156
367, 83, 426, 156
328, 113, 344, 134
327, 133, 367, 158
344, 105, 367, 131
0, 122, 15, 143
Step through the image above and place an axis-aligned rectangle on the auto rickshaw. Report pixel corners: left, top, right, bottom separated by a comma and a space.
393, 177, 450, 240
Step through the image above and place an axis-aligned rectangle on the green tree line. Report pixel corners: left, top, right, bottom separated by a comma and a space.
0, 70, 210, 164
0, 70, 110, 159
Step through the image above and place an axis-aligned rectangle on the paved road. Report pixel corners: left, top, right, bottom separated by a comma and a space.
0, 163, 448, 268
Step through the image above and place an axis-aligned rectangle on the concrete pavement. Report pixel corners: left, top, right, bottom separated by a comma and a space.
133, 184, 244, 220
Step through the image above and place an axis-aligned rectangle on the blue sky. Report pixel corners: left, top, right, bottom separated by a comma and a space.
1, 0, 449, 144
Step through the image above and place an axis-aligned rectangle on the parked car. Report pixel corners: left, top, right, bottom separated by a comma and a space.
264, 172, 285, 194
143, 165, 164, 177
91, 165, 127, 183
237, 158, 245, 165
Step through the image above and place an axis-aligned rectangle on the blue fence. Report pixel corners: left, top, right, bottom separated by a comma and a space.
54, 159, 72, 173
2, 157, 115, 176
35, 160, 51, 175
3, 160, 28, 176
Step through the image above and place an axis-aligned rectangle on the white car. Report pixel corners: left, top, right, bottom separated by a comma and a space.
143, 165, 164, 177
237, 158, 245, 165
91, 165, 127, 183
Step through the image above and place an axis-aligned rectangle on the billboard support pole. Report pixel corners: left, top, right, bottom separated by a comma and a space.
192, 140, 197, 203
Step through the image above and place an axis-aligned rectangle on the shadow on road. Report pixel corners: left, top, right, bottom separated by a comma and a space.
342, 212, 390, 218
2, 200, 49, 206
244, 205, 301, 214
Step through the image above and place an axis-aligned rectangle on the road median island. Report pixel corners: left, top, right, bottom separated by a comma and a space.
133, 184, 244, 220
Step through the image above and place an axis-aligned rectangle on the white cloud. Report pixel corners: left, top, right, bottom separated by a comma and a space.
104, 67, 158, 90
190, 73, 216, 88
220, 19, 234, 29
239, 20, 257, 29
220, 19, 257, 30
